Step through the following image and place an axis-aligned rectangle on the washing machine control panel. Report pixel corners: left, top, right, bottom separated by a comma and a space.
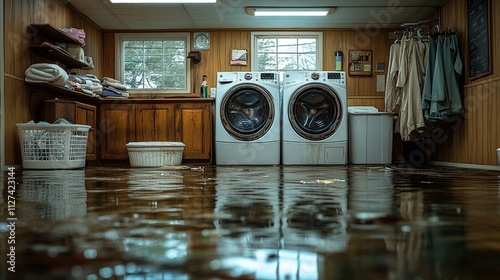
328, 72, 342, 79
326, 71, 346, 85
260, 72, 277, 80
242, 72, 277, 81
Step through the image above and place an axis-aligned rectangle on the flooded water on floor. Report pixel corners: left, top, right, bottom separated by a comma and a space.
2, 165, 500, 279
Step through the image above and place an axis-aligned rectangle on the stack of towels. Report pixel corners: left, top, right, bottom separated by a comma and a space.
24, 63, 129, 98
25, 63, 69, 87
68, 73, 103, 96
101, 77, 129, 98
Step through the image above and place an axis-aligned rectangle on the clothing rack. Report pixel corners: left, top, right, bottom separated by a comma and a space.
385, 16, 464, 141
393, 17, 458, 42
401, 17, 441, 30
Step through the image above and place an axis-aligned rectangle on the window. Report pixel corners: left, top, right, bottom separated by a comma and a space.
251, 32, 323, 71
115, 33, 191, 95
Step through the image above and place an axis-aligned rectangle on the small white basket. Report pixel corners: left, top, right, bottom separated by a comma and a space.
17, 123, 90, 169
126, 142, 185, 167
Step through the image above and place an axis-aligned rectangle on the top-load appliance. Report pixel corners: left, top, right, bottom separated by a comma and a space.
215, 72, 280, 165
281, 71, 348, 165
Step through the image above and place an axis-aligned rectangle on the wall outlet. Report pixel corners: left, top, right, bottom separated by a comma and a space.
210, 87, 216, 98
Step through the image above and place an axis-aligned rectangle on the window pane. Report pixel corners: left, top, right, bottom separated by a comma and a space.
298, 53, 317, 70
121, 37, 187, 91
277, 38, 297, 53
258, 53, 277, 70
278, 54, 297, 70
258, 38, 277, 53
254, 33, 320, 71
298, 38, 316, 53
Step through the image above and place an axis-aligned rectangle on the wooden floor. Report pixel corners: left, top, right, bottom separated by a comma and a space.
2, 164, 500, 279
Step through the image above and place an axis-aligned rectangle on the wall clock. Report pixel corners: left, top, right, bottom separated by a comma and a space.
193, 32, 210, 50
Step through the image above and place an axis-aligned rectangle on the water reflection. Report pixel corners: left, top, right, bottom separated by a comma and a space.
282, 166, 348, 253
2, 166, 500, 279
19, 170, 87, 220
348, 167, 393, 215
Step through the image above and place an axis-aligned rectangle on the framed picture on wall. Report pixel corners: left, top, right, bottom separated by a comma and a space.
231, 49, 248, 65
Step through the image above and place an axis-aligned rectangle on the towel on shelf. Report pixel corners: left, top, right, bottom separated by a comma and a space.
101, 86, 129, 98
25, 63, 69, 86
101, 77, 128, 91
68, 73, 103, 95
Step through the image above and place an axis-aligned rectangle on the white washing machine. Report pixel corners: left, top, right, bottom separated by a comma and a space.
282, 71, 347, 165
216, 72, 280, 165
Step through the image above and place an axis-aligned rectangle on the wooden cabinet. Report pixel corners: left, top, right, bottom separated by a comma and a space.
176, 102, 212, 162
99, 103, 136, 160
41, 99, 97, 161
99, 100, 213, 164
136, 104, 176, 141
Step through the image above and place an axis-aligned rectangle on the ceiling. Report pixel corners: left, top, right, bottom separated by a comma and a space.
66, 0, 446, 30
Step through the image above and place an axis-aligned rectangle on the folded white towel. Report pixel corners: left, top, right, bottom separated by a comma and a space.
101, 79, 127, 91
25, 63, 69, 86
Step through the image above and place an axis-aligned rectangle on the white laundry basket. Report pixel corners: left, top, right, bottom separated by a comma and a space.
126, 142, 185, 167
17, 123, 90, 169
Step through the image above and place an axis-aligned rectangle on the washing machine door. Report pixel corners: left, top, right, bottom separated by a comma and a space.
288, 83, 343, 140
220, 83, 275, 141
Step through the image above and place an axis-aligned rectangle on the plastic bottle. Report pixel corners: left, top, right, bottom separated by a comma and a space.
200, 75, 208, 98
334, 51, 343, 71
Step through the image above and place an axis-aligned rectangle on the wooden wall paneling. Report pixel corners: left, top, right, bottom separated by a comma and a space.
467, 87, 478, 163
478, 83, 487, 164
482, 83, 492, 164
496, 80, 500, 160
467, 85, 478, 164
429, 0, 500, 166
4, 79, 32, 165
3, 0, 104, 165
103, 32, 115, 79
487, 81, 499, 164
463, 87, 473, 163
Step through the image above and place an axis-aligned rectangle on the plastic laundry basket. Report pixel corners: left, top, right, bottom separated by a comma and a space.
126, 142, 185, 167
17, 123, 90, 169
348, 106, 394, 164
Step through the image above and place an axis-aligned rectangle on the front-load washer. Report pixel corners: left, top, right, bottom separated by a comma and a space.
282, 71, 347, 165
216, 72, 280, 165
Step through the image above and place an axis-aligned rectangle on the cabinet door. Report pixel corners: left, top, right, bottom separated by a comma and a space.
76, 103, 97, 161
100, 104, 136, 160
176, 102, 212, 162
136, 104, 176, 141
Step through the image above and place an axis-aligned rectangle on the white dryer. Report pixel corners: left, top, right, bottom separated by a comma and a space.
282, 71, 347, 165
216, 72, 280, 165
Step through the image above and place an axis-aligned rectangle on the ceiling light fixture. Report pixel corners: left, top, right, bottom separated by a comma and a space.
110, 0, 217, 3
246, 7, 335, 17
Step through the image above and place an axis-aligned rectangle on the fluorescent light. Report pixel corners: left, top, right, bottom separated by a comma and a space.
246, 7, 335, 17
255, 10, 329, 16
110, 0, 217, 3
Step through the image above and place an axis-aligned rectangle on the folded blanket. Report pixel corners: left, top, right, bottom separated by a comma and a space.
69, 73, 100, 84
25, 63, 68, 86
101, 86, 129, 98
101, 79, 127, 91
102, 77, 122, 84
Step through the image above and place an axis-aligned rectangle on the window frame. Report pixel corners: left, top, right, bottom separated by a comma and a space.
115, 32, 193, 96
250, 31, 324, 72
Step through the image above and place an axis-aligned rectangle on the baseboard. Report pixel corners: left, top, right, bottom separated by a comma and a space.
428, 161, 500, 171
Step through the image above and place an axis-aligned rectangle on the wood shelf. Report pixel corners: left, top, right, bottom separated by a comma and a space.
29, 24, 83, 45
30, 45, 93, 70
25, 81, 101, 103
